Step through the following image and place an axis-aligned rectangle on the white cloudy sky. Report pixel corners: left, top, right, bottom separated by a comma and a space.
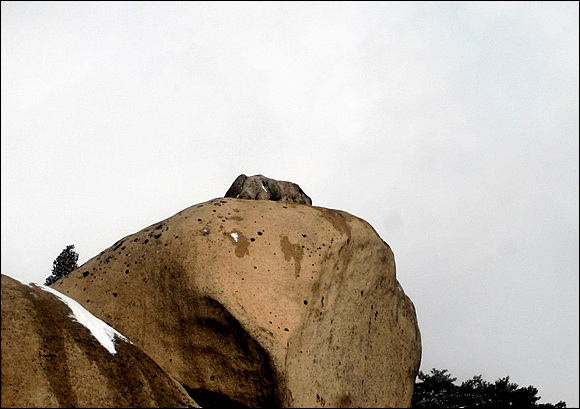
2, 2, 578, 406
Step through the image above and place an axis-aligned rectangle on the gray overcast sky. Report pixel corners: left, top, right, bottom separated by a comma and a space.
1, 1, 578, 406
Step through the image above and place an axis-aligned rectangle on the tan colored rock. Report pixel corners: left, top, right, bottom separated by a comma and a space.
52, 198, 421, 407
1, 274, 199, 408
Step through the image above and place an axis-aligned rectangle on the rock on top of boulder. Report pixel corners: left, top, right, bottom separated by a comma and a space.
225, 174, 312, 205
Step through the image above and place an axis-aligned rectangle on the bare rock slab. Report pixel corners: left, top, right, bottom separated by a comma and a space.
1, 274, 198, 408
51, 199, 421, 407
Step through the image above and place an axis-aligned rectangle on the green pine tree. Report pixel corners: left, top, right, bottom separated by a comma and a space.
413, 368, 567, 408
45, 244, 79, 286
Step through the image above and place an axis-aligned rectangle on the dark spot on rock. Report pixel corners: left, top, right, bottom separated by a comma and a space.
154, 233, 162, 239
155, 224, 164, 230
304, 300, 308, 305
112, 240, 125, 251
250, 238, 255, 242
257, 231, 263, 235
338, 393, 351, 407
86, 300, 90, 303
82, 271, 89, 277
280, 236, 303, 276
284, 328, 289, 332
113, 293, 118, 297
125, 270, 129, 274
144, 239, 149, 244
302, 234, 307, 238
198, 219, 202, 222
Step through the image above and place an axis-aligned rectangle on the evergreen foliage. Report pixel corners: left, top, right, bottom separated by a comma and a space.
45, 244, 79, 286
413, 368, 566, 408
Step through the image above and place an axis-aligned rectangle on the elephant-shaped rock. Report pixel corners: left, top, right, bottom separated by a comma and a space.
225, 174, 312, 205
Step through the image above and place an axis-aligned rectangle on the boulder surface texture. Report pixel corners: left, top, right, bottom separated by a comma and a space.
1, 274, 198, 408
225, 174, 313, 205
50, 198, 421, 407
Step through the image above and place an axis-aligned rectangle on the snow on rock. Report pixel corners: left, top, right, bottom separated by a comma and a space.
14, 276, 131, 355
231, 232, 239, 242
38, 284, 131, 354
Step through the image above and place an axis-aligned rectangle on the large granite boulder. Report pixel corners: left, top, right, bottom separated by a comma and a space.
225, 174, 312, 205
1, 274, 198, 408
51, 198, 421, 407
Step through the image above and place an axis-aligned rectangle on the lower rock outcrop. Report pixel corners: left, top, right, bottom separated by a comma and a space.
50, 198, 421, 407
1, 275, 198, 408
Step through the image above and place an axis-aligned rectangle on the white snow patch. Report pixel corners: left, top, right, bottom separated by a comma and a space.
37, 285, 132, 354
231, 232, 239, 242
10, 275, 132, 355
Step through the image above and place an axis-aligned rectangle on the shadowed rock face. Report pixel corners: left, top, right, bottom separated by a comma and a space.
225, 174, 312, 205
51, 198, 421, 408
0, 274, 198, 408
